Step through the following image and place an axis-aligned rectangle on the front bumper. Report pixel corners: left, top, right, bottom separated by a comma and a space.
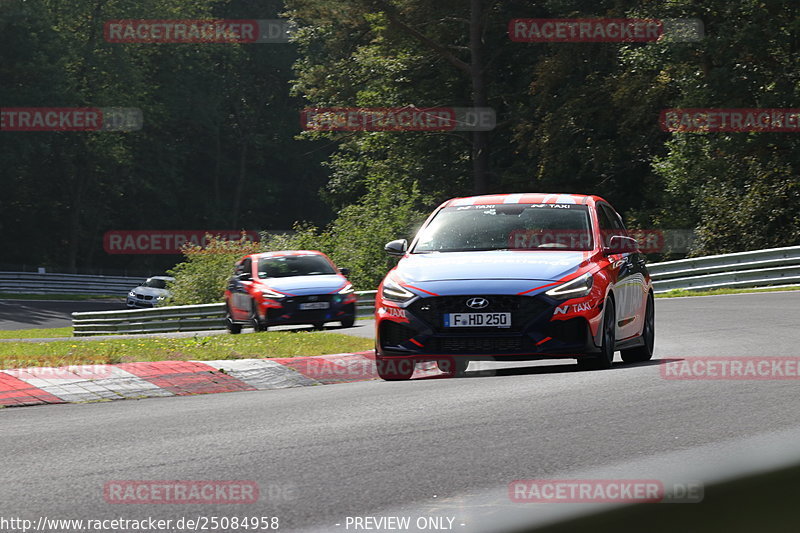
376, 293, 602, 359
126, 296, 158, 308
259, 294, 357, 326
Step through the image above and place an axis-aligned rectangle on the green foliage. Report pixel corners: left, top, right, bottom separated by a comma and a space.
168, 179, 422, 304
265, 178, 425, 289
5, 0, 800, 279
623, 0, 800, 254
317, 178, 424, 289
0, 0, 332, 274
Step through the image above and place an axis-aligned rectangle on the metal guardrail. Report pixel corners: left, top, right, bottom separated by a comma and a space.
648, 245, 800, 293
73, 291, 377, 336
73, 304, 225, 336
356, 291, 377, 316
0, 271, 143, 296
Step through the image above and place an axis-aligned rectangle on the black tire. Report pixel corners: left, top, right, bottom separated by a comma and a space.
312, 322, 326, 330
621, 292, 655, 363
578, 297, 616, 371
339, 304, 356, 328
437, 357, 469, 378
341, 304, 356, 328
225, 307, 242, 335
251, 302, 266, 332
376, 356, 415, 381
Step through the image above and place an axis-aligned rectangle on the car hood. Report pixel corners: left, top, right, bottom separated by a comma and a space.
257, 274, 347, 295
396, 250, 589, 283
132, 287, 169, 297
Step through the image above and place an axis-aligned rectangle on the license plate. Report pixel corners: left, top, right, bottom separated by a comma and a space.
444, 312, 511, 328
299, 302, 329, 310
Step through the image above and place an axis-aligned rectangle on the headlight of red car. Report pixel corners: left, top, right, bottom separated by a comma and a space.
545, 272, 594, 299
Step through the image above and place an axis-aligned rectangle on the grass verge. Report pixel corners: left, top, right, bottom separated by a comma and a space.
0, 327, 72, 339
0, 330, 373, 369
656, 286, 800, 298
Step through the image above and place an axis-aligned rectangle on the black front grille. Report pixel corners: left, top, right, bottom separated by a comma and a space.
429, 335, 525, 354
284, 294, 332, 304
408, 295, 550, 332
546, 318, 589, 344
380, 321, 417, 348
280, 294, 333, 314
265, 294, 334, 323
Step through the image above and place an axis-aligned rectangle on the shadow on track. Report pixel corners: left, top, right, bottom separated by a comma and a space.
414, 357, 669, 381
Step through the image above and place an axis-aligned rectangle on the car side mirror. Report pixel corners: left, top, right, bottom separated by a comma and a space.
238, 272, 252, 281
604, 235, 638, 254
339, 267, 351, 276
384, 239, 408, 256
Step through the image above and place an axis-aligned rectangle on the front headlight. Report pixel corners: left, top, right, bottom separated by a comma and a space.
338, 284, 354, 294
260, 288, 286, 299
545, 272, 594, 299
381, 277, 416, 303
128, 290, 136, 297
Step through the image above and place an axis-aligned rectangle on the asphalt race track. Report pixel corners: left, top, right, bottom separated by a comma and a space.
2, 291, 800, 532
0, 299, 123, 330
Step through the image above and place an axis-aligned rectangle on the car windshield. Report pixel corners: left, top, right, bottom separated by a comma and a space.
413, 204, 593, 252
257, 255, 336, 278
141, 278, 168, 289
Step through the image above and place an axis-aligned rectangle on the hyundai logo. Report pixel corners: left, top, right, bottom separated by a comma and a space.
466, 297, 489, 310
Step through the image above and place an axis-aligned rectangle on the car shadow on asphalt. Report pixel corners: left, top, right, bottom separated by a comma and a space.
416, 357, 672, 380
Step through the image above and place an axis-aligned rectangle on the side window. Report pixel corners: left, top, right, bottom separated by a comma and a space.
239, 258, 252, 279
596, 206, 614, 231
596, 206, 615, 247
601, 205, 626, 235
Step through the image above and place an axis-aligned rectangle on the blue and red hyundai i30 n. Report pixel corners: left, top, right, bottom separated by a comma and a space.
224, 251, 357, 333
374, 193, 654, 380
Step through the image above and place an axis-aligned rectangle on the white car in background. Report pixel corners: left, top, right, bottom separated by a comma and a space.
126, 276, 174, 308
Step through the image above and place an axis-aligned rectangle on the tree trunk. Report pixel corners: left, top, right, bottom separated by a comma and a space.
378, 0, 492, 193
214, 123, 222, 219
470, 0, 489, 194
232, 142, 248, 226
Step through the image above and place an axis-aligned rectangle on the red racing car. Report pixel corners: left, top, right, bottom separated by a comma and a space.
374, 193, 655, 380
224, 250, 357, 333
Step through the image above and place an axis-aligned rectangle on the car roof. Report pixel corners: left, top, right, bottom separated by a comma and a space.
440, 193, 608, 208
148, 276, 174, 280
249, 250, 326, 259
